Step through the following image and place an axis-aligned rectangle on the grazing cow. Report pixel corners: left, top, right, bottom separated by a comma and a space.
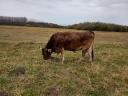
42, 31, 95, 64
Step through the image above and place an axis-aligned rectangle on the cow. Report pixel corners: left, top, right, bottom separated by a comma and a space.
42, 31, 95, 64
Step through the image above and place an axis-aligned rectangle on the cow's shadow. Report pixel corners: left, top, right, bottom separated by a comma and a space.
50, 57, 60, 62
49, 56, 88, 64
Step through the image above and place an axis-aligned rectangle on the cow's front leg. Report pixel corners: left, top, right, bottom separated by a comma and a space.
60, 48, 64, 64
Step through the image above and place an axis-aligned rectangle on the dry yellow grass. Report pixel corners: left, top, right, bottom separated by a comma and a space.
0, 25, 128, 44
0, 25, 128, 96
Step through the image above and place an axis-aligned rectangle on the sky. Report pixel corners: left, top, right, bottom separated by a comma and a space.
0, 0, 128, 25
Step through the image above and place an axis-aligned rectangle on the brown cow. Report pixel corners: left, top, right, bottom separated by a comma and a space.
42, 31, 95, 64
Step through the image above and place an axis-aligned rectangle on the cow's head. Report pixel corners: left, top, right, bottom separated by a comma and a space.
42, 48, 52, 60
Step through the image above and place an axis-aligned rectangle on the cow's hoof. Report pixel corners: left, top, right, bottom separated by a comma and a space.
77, 60, 83, 64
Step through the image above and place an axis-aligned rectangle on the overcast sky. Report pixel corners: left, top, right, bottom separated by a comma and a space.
0, 0, 128, 25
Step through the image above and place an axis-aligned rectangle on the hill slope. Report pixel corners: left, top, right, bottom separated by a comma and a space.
66, 22, 128, 32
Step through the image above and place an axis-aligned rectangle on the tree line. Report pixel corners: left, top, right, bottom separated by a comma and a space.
26, 21, 63, 28
66, 22, 128, 32
0, 16, 27, 25
0, 16, 128, 32
0, 16, 62, 28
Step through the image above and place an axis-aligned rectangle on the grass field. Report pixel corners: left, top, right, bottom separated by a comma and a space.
0, 25, 128, 96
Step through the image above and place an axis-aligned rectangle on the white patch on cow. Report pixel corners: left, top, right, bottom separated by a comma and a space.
48, 49, 52, 52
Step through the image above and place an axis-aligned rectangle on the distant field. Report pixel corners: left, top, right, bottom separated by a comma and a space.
0, 25, 128, 96
0, 25, 128, 44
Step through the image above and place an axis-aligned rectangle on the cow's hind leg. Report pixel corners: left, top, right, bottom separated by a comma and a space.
87, 45, 93, 64
78, 49, 88, 64
82, 49, 88, 57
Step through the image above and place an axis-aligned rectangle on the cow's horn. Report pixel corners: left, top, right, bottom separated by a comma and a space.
48, 49, 52, 52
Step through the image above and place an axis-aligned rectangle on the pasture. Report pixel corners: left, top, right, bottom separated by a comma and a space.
0, 25, 128, 96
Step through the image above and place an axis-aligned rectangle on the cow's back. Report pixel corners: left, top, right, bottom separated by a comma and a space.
46, 31, 95, 52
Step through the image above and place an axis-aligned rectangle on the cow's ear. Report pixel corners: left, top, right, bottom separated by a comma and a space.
44, 48, 47, 51
48, 49, 52, 52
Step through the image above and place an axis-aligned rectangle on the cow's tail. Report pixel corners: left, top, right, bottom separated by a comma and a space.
91, 40, 94, 61
91, 31, 95, 61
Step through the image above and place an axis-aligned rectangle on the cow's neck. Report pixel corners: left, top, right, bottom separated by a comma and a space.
46, 43, 52, 50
